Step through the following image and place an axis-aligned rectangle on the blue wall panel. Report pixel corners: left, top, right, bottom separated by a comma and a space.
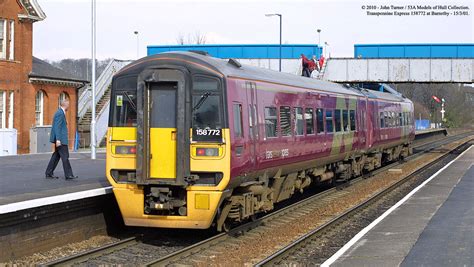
147, 44, 321, 59
355, 44, 474, 58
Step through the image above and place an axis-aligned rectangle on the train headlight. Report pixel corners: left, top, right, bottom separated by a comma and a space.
115, 145, 136, 154
196, 147, 219, 157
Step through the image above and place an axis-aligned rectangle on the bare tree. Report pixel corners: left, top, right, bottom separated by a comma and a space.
176, 32, 207, 45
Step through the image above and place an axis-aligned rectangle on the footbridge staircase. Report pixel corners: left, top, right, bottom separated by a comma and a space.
77, 59, 131, 148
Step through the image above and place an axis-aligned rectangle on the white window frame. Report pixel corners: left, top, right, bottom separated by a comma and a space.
8, 91, 13, 129
0, 19, 6, 59
35, 91, 44, 126
0, 91, 5, 129
59, 92, 68, 107
8, 20, 14, 61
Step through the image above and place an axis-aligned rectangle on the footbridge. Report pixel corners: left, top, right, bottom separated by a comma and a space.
321, 44, 473, 83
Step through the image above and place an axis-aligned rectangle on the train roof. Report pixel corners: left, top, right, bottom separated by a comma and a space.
117, 51, 410, 103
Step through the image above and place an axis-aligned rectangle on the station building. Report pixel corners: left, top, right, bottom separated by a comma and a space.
0, 0, 87, 154
147, 44, 322, 74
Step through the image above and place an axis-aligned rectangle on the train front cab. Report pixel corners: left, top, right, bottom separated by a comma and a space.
106, 64, 231, 229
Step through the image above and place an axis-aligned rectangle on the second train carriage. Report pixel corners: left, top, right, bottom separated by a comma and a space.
106, 51, 415, 231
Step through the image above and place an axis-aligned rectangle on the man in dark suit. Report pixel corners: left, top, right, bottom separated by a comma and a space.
45, 99, 78, 180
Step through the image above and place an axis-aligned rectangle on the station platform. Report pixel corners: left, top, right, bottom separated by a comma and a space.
0, 151, 109, 213
330, 145, 474, 267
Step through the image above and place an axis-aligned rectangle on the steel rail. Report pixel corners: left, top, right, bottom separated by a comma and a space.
44, 237, 137, 266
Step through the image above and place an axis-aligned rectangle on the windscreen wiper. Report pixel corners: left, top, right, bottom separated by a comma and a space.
124, 92, 137, 112
192, 92, 211, 111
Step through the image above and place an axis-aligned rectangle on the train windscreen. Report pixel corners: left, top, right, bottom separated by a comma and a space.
192, 76, 223, 142
110, 76, 137, 127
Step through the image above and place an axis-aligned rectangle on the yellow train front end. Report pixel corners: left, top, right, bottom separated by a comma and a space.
106, 128, 231, 229
105, 55, 231, 229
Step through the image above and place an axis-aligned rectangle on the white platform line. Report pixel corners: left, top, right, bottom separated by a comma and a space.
0, 186, 113, 214
322, 145, 473, 267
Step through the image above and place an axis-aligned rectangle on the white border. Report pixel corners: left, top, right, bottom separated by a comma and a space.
0, 186, 113, 214
322, 145, 473, 267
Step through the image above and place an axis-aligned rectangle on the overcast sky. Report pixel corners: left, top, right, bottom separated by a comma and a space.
33, 0, 473, 60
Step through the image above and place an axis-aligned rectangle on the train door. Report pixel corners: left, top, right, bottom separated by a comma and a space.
148, 82, 178, 179
246, 82, 258, 169
136, 68, 190, 185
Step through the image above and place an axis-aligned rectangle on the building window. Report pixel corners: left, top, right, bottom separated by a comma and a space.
35, 91, 44, 126
294, 107, 304, 136
264, 107, 277, 138
334, 109, 342, 132
8, 91, 13, 129
0, 19, 6, 59
8, 20, 13, 60
316, 108, 324, 133
59, 92, 69, 107
305, 108, 314, 135
232, 103, 242, 138
280, 106, 291, 136
326, 110, 334, 133
0, 91, 5, 128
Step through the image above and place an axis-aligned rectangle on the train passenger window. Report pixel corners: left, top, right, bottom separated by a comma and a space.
305, 108, 314, 135
342, 110, 349, 131
334, 109, 342, 132
316, 108, 324, 133
380, 112, 384, 128
295, 107, 304, 136
384, 112, 389, 128
280, 106, 292, 136
326, 110, 334, 133
264, 107, 278, 138
399, 112, 403, 126
350, 110, 356, 131
233, 103, 243, 138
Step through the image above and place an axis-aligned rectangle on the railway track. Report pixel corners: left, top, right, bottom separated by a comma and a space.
45, 131, 474, 266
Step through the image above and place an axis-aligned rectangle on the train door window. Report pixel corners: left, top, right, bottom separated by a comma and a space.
350, 110, 356, 131
316, 108, 324, 134
325, 110, 334, 133
248, 104, 254, 137
305, 108, 314, 135
233, 103, 243, 138
280, 106, 292, 136
295, 107, 304, 136
342, 110, 349, 131
384, 112, 389, 128
380, 112, 384, 128
264, 107, 278, 138
399, 112, 403, 126
334, 109, 342, 132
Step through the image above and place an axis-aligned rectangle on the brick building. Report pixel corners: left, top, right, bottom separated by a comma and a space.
0, 0, 87, 153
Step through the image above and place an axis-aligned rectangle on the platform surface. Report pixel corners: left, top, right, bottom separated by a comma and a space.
333, 145, 474, 267
0, 152, 109, 206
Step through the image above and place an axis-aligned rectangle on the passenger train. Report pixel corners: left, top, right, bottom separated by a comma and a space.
106, 51, 415, 231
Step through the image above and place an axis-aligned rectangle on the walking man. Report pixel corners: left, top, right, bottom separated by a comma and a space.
45, 99, 78, 180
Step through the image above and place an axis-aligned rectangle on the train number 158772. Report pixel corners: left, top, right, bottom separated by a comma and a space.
195, 129, 221, 136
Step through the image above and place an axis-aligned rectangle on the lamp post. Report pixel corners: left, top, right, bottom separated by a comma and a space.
90, 0, 96, 159
317, 29, 321, 59
265, 13, 282, 72
134, 31, 139, 59
324, 41, 329, 58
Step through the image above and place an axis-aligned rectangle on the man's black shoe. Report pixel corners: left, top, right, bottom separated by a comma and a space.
45, 175, 59, 179
65, 175, 78, 180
